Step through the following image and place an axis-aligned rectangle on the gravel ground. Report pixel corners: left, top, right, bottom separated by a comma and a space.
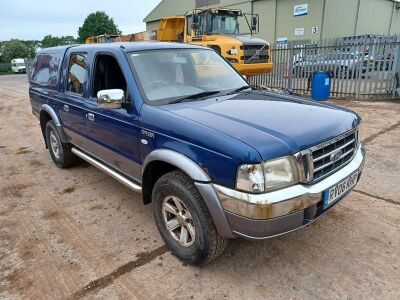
0, 74, 399, 300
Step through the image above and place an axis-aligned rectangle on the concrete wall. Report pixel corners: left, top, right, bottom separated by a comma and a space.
146, 21, 161, 31
356, 0, 394, 35
144, 0, 195, 23
392, 4, 400, 35
274, 0, 323, 41
322, 0, 358, 40
253, 0, 276, 43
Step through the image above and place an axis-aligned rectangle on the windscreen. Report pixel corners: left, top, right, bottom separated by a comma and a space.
128, 49, 247, 104
210, 14, 239, 34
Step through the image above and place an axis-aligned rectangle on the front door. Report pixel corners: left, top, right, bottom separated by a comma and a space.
83, 52, 141, 181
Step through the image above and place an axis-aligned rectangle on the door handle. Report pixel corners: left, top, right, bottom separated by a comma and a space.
63, 104, 70, 112
86, 113, 95, 121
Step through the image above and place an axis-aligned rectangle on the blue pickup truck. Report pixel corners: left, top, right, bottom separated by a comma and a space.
29, 42, 365, 265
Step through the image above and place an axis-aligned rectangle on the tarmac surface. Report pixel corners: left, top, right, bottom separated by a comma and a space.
0, 74, 399, 299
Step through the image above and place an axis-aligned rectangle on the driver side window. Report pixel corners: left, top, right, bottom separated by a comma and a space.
92, 54, 128, 101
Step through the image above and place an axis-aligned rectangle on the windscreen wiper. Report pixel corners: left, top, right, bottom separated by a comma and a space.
169, 90, 221, 104
226, 85, 251, 95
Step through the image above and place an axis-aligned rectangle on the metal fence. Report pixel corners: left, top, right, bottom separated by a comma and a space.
0, 59, 34, 76
249, 36, 400, 100
0, 63, 11, 71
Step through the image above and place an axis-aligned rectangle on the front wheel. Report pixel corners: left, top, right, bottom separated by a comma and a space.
152, 170, 227, 265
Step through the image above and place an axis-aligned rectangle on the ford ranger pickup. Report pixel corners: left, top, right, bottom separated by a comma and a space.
29, 42, 365, 265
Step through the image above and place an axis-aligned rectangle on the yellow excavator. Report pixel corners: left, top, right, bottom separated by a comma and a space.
86, 8, 273, 76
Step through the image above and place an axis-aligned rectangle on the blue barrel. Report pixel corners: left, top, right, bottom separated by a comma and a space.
311, 71, 331, 101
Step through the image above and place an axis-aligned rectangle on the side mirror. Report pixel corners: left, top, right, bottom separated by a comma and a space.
97, 89, 124, 109
192, 14, 199, 30
252, 16, 258, 31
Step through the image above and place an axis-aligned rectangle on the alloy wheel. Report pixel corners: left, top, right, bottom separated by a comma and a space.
49, 130, 60, 159
162, 195, 196, 247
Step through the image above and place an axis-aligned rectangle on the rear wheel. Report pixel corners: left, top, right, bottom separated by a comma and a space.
152, 170, 227, 265
45, 120, 79, 168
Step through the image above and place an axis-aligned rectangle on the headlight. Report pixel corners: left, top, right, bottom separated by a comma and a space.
228, 48, 238, 55
263, 156, 299, 192
235, 156, 299, 193
236, 164, 265, 193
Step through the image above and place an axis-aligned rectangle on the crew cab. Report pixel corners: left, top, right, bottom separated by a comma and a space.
29, 43, 365, 265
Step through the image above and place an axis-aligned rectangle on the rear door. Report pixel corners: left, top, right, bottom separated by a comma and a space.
59, 51, 89, 148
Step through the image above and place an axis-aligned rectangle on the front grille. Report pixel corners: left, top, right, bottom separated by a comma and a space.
240, 44, 269, 64
311, 130, 357, 182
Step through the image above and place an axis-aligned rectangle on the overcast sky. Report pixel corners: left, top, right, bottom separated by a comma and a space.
0, 0, 161, 41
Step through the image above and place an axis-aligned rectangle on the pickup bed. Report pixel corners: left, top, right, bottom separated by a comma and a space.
29, 42, 365, 265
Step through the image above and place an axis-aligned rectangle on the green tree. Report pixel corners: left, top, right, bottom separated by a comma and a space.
41, 35, 76, 48
22, 40, 40, 58
2, 39, 29, 62
78, 11, 121, 43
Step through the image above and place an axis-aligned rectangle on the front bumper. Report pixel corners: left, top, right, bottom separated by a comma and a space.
213, 144, 366, 240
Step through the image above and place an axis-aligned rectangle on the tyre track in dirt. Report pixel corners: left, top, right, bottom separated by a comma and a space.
0, 98, 82, 298
2, 75, 400, 299
0, 85, 152, 299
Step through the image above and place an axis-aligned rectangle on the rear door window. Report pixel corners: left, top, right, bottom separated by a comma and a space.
67, 53, 88, 95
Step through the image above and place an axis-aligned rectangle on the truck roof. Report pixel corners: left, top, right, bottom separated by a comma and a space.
36, 42, 207, 55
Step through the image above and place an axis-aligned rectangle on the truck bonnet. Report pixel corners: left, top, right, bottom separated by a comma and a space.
162, 93, 360, 161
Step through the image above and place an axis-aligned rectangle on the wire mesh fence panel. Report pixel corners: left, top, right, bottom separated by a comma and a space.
249, 35, 400, 100
0, 63, 11, 72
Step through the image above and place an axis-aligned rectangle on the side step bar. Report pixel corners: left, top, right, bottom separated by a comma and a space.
71, 147, 142, 192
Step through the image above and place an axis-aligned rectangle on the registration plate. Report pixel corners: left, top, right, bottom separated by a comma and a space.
323, 171, 358, 209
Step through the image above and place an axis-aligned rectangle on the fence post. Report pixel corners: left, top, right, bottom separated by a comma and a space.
391, 43, 400, 99
354, 41, 364, 100
287, 46, 294, 90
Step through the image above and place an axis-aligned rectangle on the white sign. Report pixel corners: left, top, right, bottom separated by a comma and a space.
294, 4, 308, 16
312, 26, 319, 34
276, 37, 288, 45
294, 28, 305, 36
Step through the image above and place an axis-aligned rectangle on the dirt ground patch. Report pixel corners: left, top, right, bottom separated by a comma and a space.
0, 75, 399, 299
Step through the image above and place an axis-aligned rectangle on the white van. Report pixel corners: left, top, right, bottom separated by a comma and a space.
11, 58, 26, 73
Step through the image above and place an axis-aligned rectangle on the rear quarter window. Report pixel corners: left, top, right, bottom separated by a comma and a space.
30, 52, 63, 87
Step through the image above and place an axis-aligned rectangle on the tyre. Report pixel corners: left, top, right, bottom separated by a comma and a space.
152, 170, 227, 265
45, 120, 79, 168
